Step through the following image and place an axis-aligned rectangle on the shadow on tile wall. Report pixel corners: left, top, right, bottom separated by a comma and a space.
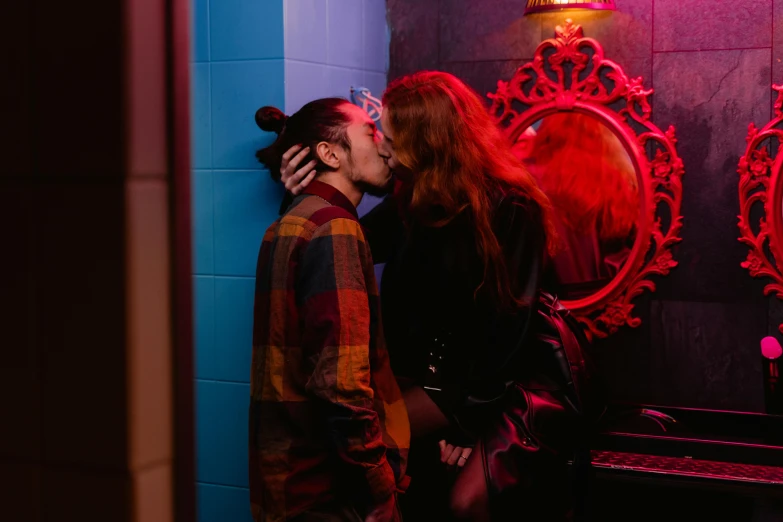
388, 0, 782, 413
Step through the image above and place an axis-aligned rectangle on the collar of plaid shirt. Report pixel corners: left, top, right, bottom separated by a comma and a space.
302, 180, 359, 219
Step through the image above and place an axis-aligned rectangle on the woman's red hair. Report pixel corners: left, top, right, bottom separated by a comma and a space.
523, 112, 639, 242
382, 71, 557, 306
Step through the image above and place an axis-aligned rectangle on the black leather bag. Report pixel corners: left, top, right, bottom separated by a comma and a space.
477, 292, 604, 520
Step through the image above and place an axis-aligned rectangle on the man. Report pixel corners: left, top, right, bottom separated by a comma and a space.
251, 98, 410, 522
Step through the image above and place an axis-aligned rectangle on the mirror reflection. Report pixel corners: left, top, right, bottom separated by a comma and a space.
512, 113, 640, 300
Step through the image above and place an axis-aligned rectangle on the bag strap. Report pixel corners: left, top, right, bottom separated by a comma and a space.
540, 293, 598, 522
539, 292, 586, 412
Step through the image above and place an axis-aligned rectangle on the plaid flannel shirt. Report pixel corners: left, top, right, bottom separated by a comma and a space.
249, 181, 410, 521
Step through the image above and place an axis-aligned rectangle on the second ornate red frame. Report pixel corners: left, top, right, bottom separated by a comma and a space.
738, 85, 783, 333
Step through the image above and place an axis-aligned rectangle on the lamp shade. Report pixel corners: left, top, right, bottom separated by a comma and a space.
524, 0, 616, 15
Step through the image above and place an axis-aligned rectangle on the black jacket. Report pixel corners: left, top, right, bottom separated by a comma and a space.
360, 188, 564, 436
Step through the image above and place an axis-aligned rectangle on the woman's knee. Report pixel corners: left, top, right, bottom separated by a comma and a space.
448, 446, 490, 521
449, 486, 485, 520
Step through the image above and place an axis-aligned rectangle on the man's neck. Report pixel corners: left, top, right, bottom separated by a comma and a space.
316, 173, 363, 208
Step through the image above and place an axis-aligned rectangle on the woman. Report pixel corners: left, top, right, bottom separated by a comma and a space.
516, 113, 640, 299
277, 72, 597, 521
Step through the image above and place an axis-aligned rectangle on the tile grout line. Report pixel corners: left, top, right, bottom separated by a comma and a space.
652, 46, 772, 54
197, 481, 250, 490
196, 378, 251, 386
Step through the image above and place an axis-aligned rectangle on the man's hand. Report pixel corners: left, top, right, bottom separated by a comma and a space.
439, 439, 473, 468
280, 144, 317, 195
365, 494, 400, 522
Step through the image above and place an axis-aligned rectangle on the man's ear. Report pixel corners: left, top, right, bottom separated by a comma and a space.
315, 141, 339, 170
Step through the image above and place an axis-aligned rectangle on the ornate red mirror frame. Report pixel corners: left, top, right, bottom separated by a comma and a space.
487, 20, 685, 340
738, 85, 783, 332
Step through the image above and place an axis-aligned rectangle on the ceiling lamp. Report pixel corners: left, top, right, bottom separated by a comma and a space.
524, 0, 616, 15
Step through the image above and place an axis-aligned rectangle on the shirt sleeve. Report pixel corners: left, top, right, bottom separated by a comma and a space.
299, 216, 397, 506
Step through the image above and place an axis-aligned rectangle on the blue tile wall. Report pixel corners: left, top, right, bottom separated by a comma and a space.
191, 1, 285, 519
198, 484, 254, 522
364, 0, 388, 72
357, 194, 383, 217
191, 170, 214, 274
208, 276, 255, 383
211, 61, 285, 170
285, 0, 328, 63
195, 380, 250, 487
284, 60, 330, 114
191, 0, 210, 62
191, 64, 212, 170
213, 169, 284, 276
191, 1, 389, 519
210, 0, 285, 61
194, 276, 215, 379
327, 66, 365, 100
327, 0, 365, 69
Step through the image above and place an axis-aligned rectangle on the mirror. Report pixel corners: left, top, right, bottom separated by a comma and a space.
738, 84, 783, 331
488, 20, 685, 340
513, 113, 640, 301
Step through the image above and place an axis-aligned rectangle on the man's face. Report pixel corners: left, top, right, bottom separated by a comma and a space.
341, 104, 392, 196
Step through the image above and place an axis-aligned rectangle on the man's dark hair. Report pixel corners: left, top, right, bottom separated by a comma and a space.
255, 98, 353, 181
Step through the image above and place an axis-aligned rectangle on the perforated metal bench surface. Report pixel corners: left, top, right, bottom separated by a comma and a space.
591, 450, 783, 485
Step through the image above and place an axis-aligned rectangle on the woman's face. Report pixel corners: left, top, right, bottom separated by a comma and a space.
379, 111, 414, 183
